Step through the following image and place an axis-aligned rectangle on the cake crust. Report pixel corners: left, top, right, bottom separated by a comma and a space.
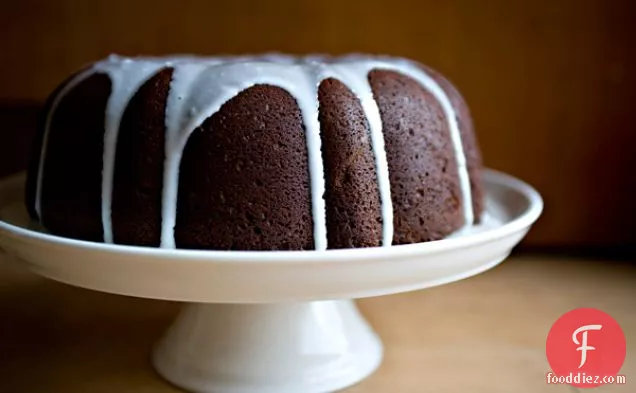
112, 68, 173, 246
174, 85, 314, 250
318, 78, 383, 249
39, 73, 111, 242
369, 70, 463, 243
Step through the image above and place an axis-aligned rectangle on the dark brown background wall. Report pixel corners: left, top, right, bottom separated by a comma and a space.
1, 0, 635, 252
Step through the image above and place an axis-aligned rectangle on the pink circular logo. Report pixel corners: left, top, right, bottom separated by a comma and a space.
546, 308, 626, 388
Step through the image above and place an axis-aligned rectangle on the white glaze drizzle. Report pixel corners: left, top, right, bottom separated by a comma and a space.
160, 61, 328, 249
93, 57, 168, 243
161, 62, 212, 248
34, 54, 473, 250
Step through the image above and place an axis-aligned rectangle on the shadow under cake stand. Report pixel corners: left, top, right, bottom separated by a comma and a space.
0, 169, 542, 393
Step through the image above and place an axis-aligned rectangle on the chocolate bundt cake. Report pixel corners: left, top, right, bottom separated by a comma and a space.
25, 54, 484, 251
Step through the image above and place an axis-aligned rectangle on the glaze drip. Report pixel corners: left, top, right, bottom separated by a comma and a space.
34, 54, 473, 250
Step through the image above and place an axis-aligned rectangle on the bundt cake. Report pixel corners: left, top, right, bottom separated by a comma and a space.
25, 54, 484, 251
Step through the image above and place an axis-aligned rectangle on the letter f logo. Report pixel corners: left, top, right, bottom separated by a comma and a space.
572, 324, 602, 368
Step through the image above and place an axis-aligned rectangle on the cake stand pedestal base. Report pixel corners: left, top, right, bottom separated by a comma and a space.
152, 300, 383, 393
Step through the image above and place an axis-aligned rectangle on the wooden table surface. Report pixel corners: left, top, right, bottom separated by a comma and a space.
0, 253, 634, 393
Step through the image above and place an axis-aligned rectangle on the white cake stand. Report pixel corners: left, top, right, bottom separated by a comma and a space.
0, 169, 542, 393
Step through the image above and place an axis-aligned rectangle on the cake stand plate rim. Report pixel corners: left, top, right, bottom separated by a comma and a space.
0, 168, 542, 302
